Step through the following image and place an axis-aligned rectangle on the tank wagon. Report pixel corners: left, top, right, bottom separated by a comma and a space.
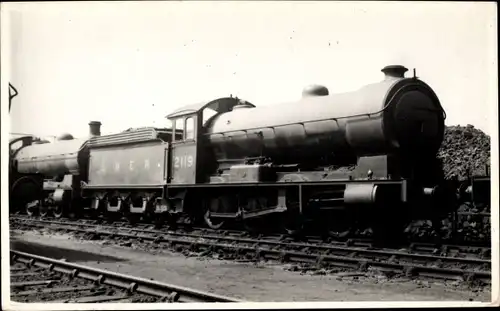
9, 65, 463, 243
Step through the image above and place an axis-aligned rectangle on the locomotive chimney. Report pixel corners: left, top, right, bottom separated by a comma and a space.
88, 121, 102, 137
381, 65, 408, 80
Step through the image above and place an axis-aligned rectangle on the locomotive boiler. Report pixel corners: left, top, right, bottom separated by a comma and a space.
9, 64, 460, 244
206, 65, 444, 168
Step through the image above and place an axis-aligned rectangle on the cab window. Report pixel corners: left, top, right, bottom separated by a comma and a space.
174, 118, 184, 142
185, 117, 195, 140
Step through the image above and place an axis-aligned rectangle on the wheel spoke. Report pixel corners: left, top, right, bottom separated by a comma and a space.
25, 201, 39, 217
282, 206, 304, 236
39, 205, 51, 218
53, 209, 63, 218
204, 210, 225, 230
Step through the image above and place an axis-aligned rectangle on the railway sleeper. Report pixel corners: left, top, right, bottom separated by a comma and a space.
12, 285, 96, 297
11, 250, 242, 303
10, 217, 492, 286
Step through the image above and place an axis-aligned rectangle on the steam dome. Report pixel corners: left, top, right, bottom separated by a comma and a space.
302, 85, 329, 98
56, 133, 74, 141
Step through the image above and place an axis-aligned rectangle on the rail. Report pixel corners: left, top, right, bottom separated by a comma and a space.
10, 250, 243, 303
11, 218, 491, 284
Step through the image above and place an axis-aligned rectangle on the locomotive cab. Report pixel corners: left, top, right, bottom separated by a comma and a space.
167, 113, 198, 185
165, 97, 256, 186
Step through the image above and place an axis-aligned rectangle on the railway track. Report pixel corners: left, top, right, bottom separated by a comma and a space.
11, 214, 492, 254
10, 216, 492, 285
9, 249, 243, 303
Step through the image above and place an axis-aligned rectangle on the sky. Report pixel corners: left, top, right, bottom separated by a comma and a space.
2, 1, 498, 140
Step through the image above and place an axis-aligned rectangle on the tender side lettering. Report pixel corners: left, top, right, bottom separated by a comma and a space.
101, 157, 161, 174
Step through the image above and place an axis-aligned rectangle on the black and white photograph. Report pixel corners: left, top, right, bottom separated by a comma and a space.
1, 1, 498, 309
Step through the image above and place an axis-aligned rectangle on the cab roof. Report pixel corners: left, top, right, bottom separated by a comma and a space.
166, 97, 255, 119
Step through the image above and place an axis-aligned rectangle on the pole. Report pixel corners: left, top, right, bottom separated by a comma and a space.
9, 83, 18, 112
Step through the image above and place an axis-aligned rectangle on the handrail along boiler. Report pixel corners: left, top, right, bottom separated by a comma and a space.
9, 65, 460, 243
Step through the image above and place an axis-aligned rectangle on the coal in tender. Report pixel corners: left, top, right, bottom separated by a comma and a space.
438, 125, 491, 180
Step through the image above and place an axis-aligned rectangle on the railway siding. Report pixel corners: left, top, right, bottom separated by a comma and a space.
10, 249, 242, 303
10, 217, 491, 285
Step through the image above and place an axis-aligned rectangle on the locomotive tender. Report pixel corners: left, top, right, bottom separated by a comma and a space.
9, 65, 459, 242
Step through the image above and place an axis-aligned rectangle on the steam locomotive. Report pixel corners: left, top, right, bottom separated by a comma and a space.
9, 65, 464, 244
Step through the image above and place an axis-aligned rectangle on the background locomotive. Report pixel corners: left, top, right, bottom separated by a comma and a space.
9, 65, 466, 244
